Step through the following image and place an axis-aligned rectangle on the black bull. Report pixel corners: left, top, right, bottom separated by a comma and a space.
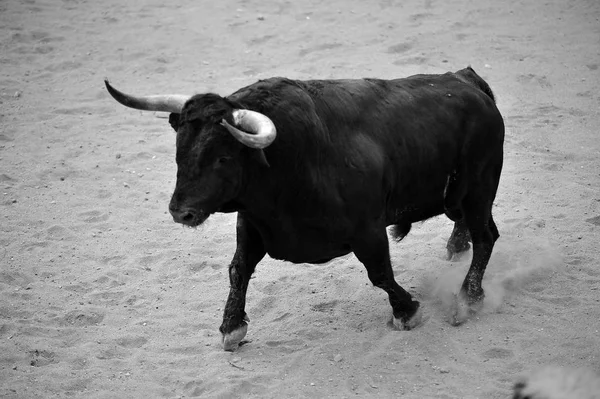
105, 67, 504, 351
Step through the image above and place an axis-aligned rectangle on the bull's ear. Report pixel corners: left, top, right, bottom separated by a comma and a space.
252, 149, 270, 168
168, 113, 181, 132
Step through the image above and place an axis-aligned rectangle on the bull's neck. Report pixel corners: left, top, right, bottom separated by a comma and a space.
236, 162, 282, 219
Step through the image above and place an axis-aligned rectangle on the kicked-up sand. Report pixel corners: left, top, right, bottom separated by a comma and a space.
1, 0, 599, 397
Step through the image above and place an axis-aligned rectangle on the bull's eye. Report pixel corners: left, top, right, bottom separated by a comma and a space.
217, 156, 232, 165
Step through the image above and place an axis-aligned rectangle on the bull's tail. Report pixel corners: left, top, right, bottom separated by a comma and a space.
443, 167, 467, 221
455, 66, 496, 103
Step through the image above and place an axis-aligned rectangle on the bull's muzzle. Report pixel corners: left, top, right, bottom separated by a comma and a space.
169, 204, 199, 226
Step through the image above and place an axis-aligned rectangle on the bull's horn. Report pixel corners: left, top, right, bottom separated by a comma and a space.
221, 109, 277, 149
104, 79, 190, 113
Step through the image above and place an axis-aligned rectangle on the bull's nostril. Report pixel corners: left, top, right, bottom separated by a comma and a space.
182, 212, 194, 222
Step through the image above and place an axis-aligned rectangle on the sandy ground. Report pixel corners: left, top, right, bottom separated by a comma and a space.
1, 0, 599, 397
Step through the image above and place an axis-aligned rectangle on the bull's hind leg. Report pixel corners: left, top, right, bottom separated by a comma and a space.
452, 189, 499, 325
220, 213, 266, 351
444, 169, 472, 260
446, 219, 471, 260
353, 227, 423, 330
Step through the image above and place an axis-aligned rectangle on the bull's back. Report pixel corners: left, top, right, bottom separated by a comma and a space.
307, 72, 502, 225
283, 72, 502, 221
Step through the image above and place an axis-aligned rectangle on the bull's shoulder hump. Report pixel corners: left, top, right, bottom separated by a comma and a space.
229, 77, 316, 103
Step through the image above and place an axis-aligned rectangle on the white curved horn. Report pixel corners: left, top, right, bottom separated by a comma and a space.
105, 80, 190, 113
220, 109, 277, 149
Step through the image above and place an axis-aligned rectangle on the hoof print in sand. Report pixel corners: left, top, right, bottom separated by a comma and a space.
29, 349, 57, 367
78, 210, 110, 223
60, 310, 105, 326
585, 215, 600, 226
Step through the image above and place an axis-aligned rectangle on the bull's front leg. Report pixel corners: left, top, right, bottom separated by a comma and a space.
219, 213, 266, 351
353, 226, 423, 330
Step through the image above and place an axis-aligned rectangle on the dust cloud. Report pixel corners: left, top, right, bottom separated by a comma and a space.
422, 235, 564, 320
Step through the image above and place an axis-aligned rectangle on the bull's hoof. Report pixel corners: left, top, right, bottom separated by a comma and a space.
450, 291, 484, 326
446, 243, 471, 261
221, 317, 249, 352
391, 306, 426, 331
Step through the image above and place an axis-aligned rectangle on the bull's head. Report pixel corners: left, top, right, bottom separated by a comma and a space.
105, 80, 276, 227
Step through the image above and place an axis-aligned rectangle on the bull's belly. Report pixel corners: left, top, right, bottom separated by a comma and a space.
256, 222, 351, 264
386, 179, 448, 225
265, 237, 352, 264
